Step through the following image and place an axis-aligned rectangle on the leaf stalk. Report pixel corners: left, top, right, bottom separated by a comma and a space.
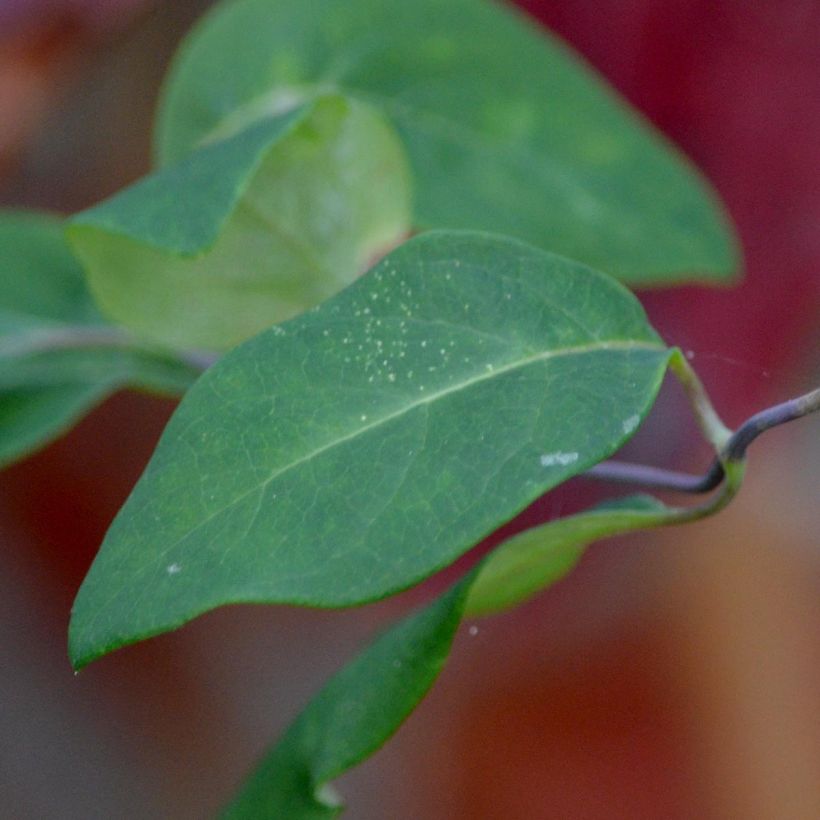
587, 383, 820, 495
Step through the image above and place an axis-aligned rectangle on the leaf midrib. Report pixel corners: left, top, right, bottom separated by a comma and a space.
140, 337, 665, 559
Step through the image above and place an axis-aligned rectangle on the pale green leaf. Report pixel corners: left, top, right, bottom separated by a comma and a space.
68, 94, 411, 351
465, 494, 671, 616
156, 0, 739, 284
0, 212, 199, 467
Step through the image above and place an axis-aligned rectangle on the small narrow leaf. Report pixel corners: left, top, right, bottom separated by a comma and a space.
465, 494, 671, 617
156, 0, 739, 284
223, 575, 474, 819
0, 212, 199, 467
68, 94, 411, 351
69, 231, 671, 668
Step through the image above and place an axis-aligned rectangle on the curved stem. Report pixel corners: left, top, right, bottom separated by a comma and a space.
1, 324, 218, 373
724, 386, 820, 461
586, 384, 820, 494
0, 326, 137, 357
669, 349, 732, 450
585, 459, 722, 494
664, 458, 746, 523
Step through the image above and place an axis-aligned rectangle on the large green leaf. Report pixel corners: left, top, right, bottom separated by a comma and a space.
156, 0, 739, 284
223, 574, 474, 819
69, 231, 672, 668
0, 212, 199, 468
68, 94, 411, 351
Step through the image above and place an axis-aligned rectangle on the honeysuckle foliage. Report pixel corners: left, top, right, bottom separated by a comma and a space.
65, 0, 740, 355
70, 94, 412, 351
155, 0, 738, 286
68, 230, 673, 668
464, 493, 672, 617
0, 213, 200, 468
0, 0, 751, 817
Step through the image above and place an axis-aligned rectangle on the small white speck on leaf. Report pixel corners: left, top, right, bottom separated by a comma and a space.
468, 625, 479, 636
540, 451, 579, 468
622, 414, 641, 435
167, 563, 182, 575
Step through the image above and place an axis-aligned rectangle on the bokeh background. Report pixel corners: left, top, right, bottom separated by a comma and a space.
1, 2, 819, 817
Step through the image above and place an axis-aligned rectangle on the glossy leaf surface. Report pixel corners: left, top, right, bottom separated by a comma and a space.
223, 575, 473, 818
69, 94, 411, 351
0, 212, 198, 467
157, 0, 738, 284
69, 231, 671, 668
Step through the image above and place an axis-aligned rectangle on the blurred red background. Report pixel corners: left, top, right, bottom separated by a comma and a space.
1, 2, 818, 818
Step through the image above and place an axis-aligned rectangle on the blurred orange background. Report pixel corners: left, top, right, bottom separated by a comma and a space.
1, 2, 819, 818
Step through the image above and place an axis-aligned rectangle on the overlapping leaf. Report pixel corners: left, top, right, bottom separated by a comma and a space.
69, 94, 411, 351
156, 0, 739, 284
69, 231, 672, 668
0, 212, 199, 467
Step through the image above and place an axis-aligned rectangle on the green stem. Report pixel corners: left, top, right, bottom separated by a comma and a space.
587, 384, 819, 495
0, 325, 217, 372
669, 348, 732, 450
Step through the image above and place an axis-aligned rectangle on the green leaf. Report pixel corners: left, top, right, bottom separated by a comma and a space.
156, 0, 739, 284
69, 231, 672, 668
465, 494, 670, 616
223, 574, 474, 819
225, 495, 676, 816
0, 212, 199, 468
68, 94, 411, 352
